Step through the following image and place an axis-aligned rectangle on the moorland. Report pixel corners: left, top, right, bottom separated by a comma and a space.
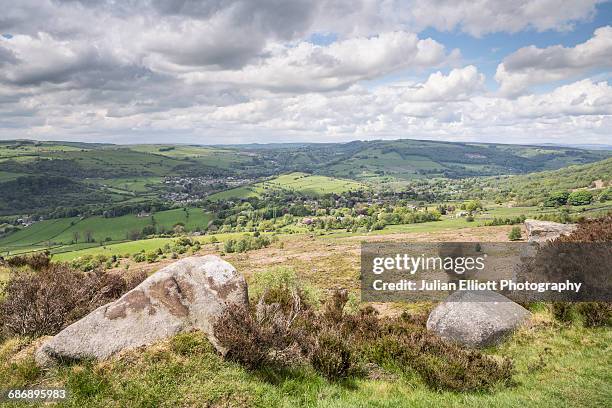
0, 138, 611, 407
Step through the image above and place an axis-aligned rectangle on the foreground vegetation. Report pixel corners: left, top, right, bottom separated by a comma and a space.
0, 218, 610, 407
0, 141, 610, 406
0, 293, 610, 407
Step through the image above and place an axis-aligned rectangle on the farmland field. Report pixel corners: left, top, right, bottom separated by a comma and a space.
209, 172, 365, 200
0, 208, 213, 256
128, 145, 252, 169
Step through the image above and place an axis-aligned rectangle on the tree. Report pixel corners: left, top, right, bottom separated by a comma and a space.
73, 231, 80, 243
84, 230, 94, 243
508, 226, 522, 241
544, 191, 569, 207
599, 187, 612, 202
464, 200, 482, 212
567, 190, 593, 206
142, 225, 156, 236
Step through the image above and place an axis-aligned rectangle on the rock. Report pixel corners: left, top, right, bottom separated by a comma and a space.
36, 255, 248, 366
524, 219, 577, 243
426, 290, 530, 348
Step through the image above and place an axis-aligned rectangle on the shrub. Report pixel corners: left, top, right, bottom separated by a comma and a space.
310, 328, 353, 380
544, 191, 569, 207
577, 302, 612, 327
224, 235, 271, 254
358, 315, 514, 392
557, 214, 612, 243
0, 264, 146, 338
551, 302, 574, 323
250, 268, 319, 308
214, 279, 514, 390
145, 251, 158, 263
598, 187, 612, 202
508, 226, 522, 241
132, 252, 146, 263
71, 254, 109, 271
567, 190, 593, 206
551, 302, 611, 327
548, 216, 612, 327
4, 252, 50, 270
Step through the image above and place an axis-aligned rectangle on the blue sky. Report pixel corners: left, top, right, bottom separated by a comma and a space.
0, 0, 610, 145
421, 1, 612, 90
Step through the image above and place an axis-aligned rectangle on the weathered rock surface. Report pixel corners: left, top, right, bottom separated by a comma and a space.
426, 290, 530, 348
524, 219, 577, 243
36, 255, 247, 366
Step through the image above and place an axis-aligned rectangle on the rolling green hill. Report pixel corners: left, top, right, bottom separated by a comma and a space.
477, 157, 612, 204
0, 208, 213, 256
312, 139, 610, 181
208, 172, 366, 200
0, 139, 609, 215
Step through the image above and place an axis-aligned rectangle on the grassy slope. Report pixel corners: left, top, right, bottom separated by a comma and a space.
88, 177, 163, 193
46, 201, 612, 261
320, 140, 610, 182
481, 157, 612, 200
128, 145, 251, 169
209, 172, 365, 200
1, 308, 609, 407
0, 209, 213, 255
51, 232, 256, 261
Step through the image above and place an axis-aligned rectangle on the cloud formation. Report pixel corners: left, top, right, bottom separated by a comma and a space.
496, 25, 612, 95
0, 0, 610, 145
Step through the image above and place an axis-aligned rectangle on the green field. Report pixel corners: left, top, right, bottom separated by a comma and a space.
209, 186, 262, 201
0, 208, 213, 256
128, 145, 251, 169
209, 172, 365, 200
88, 177, 162, 193
266, 173, 365, 195
51, 231, 264, 261
326, 148, 445, 181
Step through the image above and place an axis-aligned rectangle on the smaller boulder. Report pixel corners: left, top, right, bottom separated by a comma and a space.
524, 219, 576, 243
426, 290, 530, 348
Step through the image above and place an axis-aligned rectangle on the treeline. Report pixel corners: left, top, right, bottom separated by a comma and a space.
0, 176, 110, 216
205, 189, 442, 233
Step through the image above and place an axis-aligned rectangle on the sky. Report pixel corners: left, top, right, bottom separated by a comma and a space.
0, 0, 611, 145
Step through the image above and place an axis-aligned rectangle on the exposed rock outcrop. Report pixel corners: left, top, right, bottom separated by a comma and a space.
524, 219, 577, 243
36, 255, 248, 366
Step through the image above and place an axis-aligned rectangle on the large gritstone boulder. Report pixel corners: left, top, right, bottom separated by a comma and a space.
36, 255, 248, 366
524, 219, 577, 243
426, 290, 530, 348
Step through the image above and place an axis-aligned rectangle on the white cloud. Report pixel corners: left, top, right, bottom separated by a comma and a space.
4, 67, 609, 145
496, 26, 612, 95
309, 0, 601, 38
398, 65, 485, 102
180, 32, 450, 92
0, 0, 610, 145
406, 0, 601, 37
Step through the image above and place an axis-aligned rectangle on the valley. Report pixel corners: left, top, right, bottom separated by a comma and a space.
1, 139, 610, 261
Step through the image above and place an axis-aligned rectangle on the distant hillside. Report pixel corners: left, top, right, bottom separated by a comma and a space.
0, 138, 609, 214
208, 172, 365, 201
226, 139, 610, 181
477, 157, 612, 204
